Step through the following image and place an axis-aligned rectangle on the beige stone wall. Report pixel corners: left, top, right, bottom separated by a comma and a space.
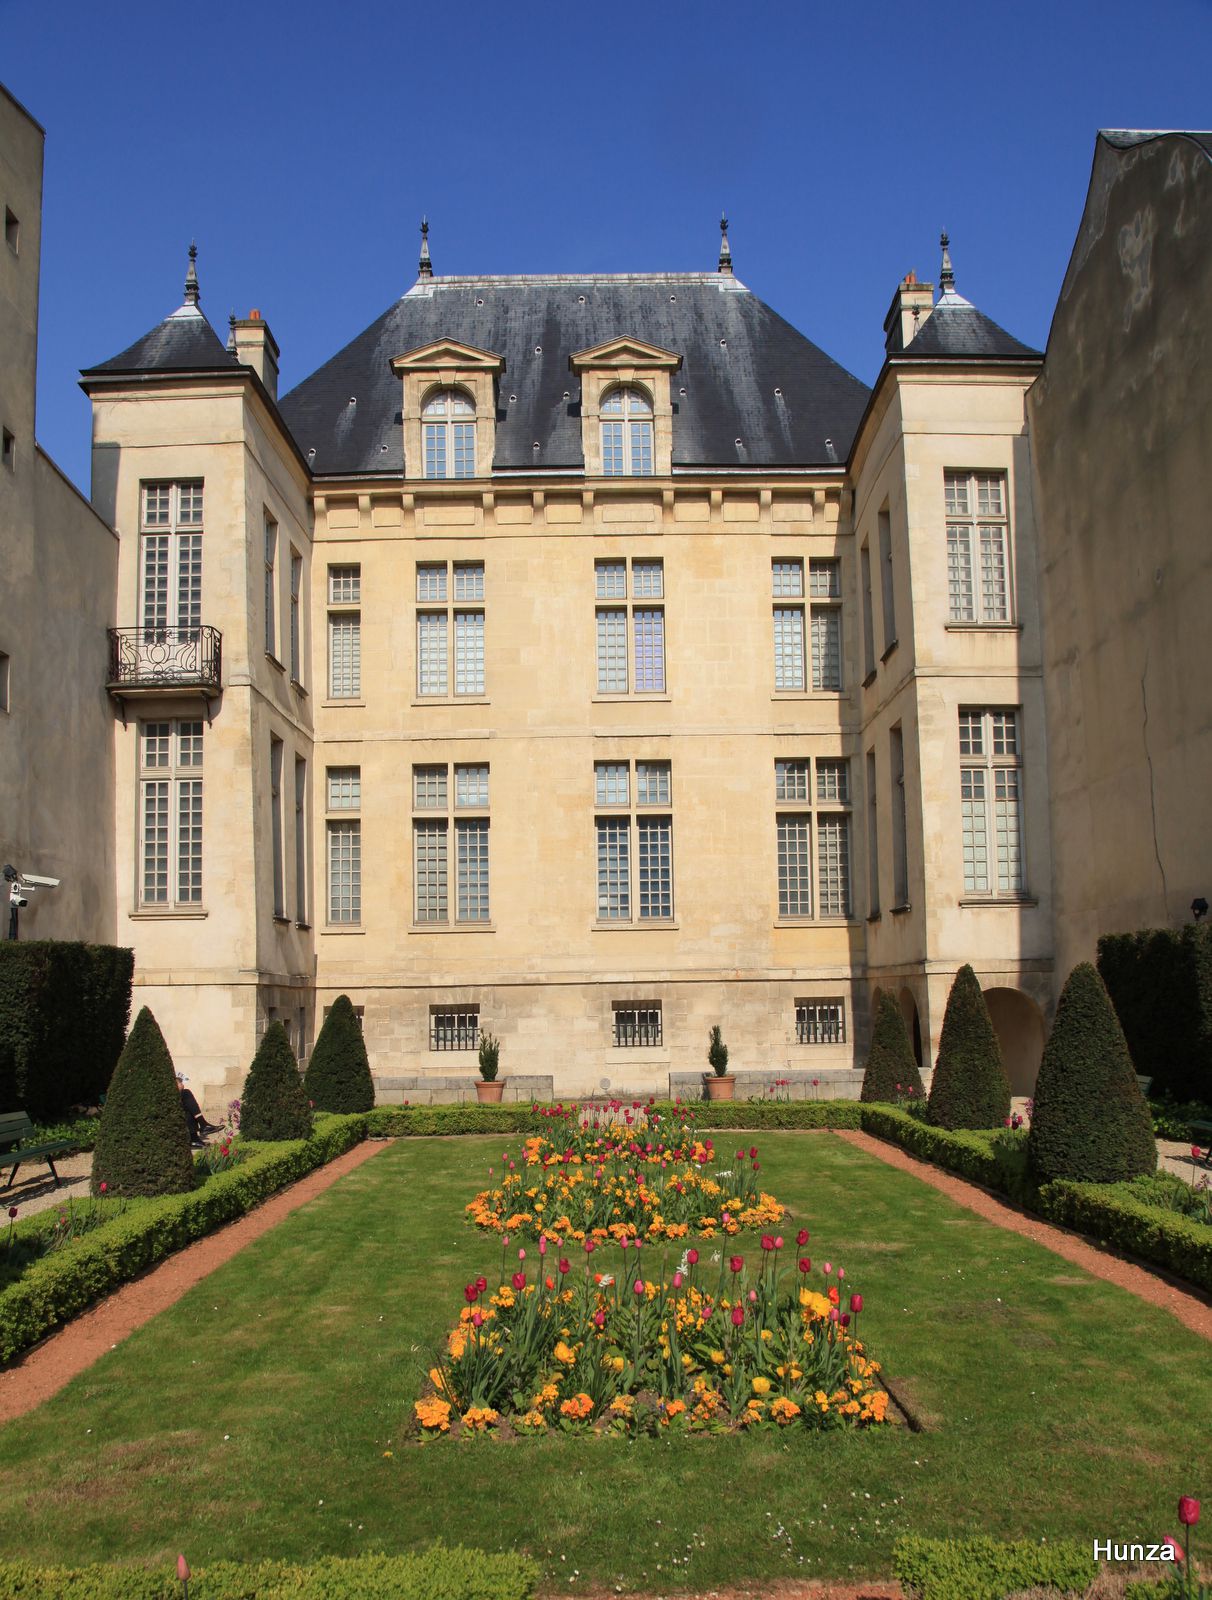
0, 86, 116, 945
1029, 134, 1212, 983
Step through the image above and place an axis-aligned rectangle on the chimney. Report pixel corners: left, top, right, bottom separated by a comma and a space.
882, 271, 934, 355
232, 309, 281, 400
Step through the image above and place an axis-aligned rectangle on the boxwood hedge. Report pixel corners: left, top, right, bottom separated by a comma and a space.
892, 1534, 1095, 1600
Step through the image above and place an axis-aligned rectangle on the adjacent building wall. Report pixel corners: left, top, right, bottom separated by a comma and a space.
1029, 133, 1212, 982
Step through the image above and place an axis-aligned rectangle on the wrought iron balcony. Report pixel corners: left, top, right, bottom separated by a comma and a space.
106, 625, 223, 699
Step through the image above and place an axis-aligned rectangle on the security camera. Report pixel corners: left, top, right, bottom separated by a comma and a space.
22, 874, 60, 889
9, 890, 27, 909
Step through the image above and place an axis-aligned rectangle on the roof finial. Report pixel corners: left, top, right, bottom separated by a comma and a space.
184, 240, 200, 308
718, 212, 733, 275
418, 216, 433, 279
939, 230, 955, 294
227, 311, 237, 352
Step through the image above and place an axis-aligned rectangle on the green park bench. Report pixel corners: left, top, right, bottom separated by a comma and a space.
0, 1111, 73, 1191
1189, 1120, 1212, 1163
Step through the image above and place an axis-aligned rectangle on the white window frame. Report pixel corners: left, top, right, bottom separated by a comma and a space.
959, 708, 1025, 897
595, 558, 666, 695
775, 756, 852, 921
945, 470, 1013, 624
411, 762, 490, 924
139, 481, 204, 635
327, 562, 361, 701
326, 766, 361, 925
772, 558, 844, 692
416, 561, 485, 698
422, 388, 477, 480
264, 515, 278, 658
599, 386, 654, 477
138, 719, 203, 908
594, 759, 673, 922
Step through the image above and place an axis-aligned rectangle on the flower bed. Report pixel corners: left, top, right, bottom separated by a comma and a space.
415, 1234, 887, 1438
465, 1106, 786, 1242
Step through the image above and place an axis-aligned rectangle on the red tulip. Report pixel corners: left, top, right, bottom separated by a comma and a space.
99, 1182, 108, 1194
840, 1313, 851, 1327
6, 1206, 16, 1220
829, 1307, 840, 1323
1191, 1147, 1202, 1161
798, 1257, 811, 1274
511, 1270, 526, 1290
687, 1248, 699, 1266
731, 1305, 744, 1326
1179, 1497, 1201, 1527
464, 1284, 478, 1304
545, 1275, 555, 1291
472, 1310, 485, 1328
760, 1234, 775, 1252
177, 1555, 191, 1581
796, 1228, 809, 1246
849, 1293, 863, 1314
749, 1146, 758, 1159
729, 1255, 744, 1274
584, 1238, 596, 1254
593, 1309, 606, 1329
475, 1275, 487, 1293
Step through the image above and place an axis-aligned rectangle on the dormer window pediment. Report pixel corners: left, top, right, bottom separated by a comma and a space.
392, 339, 504, 481
571, 335, 681, 478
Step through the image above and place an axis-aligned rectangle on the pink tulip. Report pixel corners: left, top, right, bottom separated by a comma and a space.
538, 1235, 547, 1256
672, 1271, 683, 1289
837, 1267, 845, 1282
823, 1262, 832, 1276
177, 1556, 191, 1581
774, 1235, 783, 1250
472, 1310, 485, 1329
620, 1236, 629, 1251
829, 1308, 840, 1323
633, 1279, 645, 1297
584, 1238, 595, 1254
518, 1247, 526, 1261
593, 1309, 606, 1329
849, 1293, 863, 1314
748, 1289, 757, 1303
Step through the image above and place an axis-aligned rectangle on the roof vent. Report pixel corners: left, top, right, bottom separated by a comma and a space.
578, 294, 586, 304
509, 393, 517, 402
679, 387, 687, 397
348, 396, 357, 405
532, 441, 540, 451
475, 296, 484, 306
774, 386, 782, 397
719, 338, 727, 348
534, 345, 542, 354
669, 293, 677, 302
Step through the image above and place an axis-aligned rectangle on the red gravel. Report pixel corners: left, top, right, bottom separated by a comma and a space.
0, 1139, 389, 1424
833, 1129, 1212, 1339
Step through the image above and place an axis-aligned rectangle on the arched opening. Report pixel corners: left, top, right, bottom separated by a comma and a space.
600, 385, 654, 476
984, 987, 1046, 1096
898, 986, 923, 1069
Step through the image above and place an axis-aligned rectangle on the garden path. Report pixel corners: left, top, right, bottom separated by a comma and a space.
834, 1130, 1212, 1339
0, 1138, 389, 1424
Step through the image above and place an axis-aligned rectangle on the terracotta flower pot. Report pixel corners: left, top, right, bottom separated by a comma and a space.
704, 1074, 736, 1102
475, 1079, 505, 1104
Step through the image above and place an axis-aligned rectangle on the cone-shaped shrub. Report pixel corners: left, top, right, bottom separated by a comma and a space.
1028, 962, 1157, 1182
927, 965, 1011, 1129
92, 1007, 195, 1197
861, 992, 924, 1103
241, 1021, 313, 1141
303, 994, 374, 1112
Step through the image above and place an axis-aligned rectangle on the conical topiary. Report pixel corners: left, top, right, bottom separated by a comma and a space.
92, 1007, 195, 1197
1028, 962, 1157, 1182
241, 1021, 313, 1141
927, 965, 1011, 1129
861, 992, 924, 1103
303, 995, 374, 1112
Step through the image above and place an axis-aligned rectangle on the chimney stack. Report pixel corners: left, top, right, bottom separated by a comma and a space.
882, 271, 934, 355
232, 309, 281, 400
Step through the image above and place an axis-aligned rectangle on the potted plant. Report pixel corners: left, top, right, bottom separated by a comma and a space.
704, 1025, 735, 1101
475, 1030, 504, 1104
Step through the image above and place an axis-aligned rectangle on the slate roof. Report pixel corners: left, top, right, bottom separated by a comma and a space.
278, 273, 872, 477
900, 289, 1041, 361
83, 303, 235, 377
1099, 128, 1212, 161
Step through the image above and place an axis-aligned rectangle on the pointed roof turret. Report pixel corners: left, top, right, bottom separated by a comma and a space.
418, 216, 433, 279
81, 242, 235, 377
718, 213, 733, 275
899, 230, 1041, 361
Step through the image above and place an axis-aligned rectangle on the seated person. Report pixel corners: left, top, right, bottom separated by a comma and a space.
176, 1073, 209, 1146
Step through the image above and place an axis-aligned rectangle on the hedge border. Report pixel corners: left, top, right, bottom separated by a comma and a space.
364, 1098, 863, 1138
860, 1105, 1212, 1296
0, 1544, 539, 1600
892, 1534, 1095, 1600
0, 1113, 367, 1366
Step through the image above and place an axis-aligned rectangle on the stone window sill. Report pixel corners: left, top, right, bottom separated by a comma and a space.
591, 694, 673, 704
958, 895, 1038, 907
322, 699, 364, 709
410, 697, 491, 708
323, 925, 365, 935
129, 908, 208, 920
944, 622, 1023, 633
881, 639, 899, 663
409, 922, 497, 934
265, 652, 285, 673
774, 917, 859, 928
592, 919, 679, 931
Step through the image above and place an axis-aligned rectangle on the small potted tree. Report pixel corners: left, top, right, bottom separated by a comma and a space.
705, 1024, 735, 1101
475, 1029, 504, 1104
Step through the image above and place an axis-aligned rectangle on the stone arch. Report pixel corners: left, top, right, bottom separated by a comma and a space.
984, 987, 1046, 1096
898, 986, 924, 1069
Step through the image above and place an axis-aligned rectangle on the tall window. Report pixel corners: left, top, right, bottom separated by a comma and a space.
773, 558, 842, 692
959, 709, 1024, 895
809, 559, 842, 691
264, 516, 278, 656
422, 388, 476, 479
595, 759, 673, 921
412, 762, 491, 923
946, 471, 1011, 623
860, 543, 875, 679
270, 737, 285, 917
138, 720, 203, 907
294, 755, 308, 925
866, 749, 880, 918
417, 561, 485, 697
594, 558, 665, 694
326, 766, 361, 924
878, 508, 897, 650
775, 756, 851, 919
289, 549, 303, 683
139, 481, 203, 635
600, 387, 654, 476
890, 725, 909, 907
327, 564, 361, 699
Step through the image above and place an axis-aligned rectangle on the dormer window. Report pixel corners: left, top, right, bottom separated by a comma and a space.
422, 388, 476, 478
600, 386, 654, 477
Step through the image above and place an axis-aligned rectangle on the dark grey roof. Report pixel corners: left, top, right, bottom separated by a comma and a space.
1100, 128, 1212, 161
278, 274, 871, 476
900, 290, 1040, 361
83, 305, 235, 376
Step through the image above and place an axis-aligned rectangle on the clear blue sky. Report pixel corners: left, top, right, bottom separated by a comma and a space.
5, 0, 1210, 493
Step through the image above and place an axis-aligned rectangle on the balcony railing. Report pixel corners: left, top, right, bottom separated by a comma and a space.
106, 625, 222, 696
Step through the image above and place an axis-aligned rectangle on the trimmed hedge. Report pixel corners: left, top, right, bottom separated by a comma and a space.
861, 1105, 1008, 1190
892, 1534, 1094, 1600
0, 1114, 366, 1366
927, 965, 1011, 1130
364, 1099, 864, 1138
304, 993, 375, 1113
92, 1007, 196, 1198
1099, 922, 1212, 1102
861, 991, 924, 1102
241, 1021, 313, 1141
1036, 1178, 1212, 1295
0, 1545, 539, 1600
0, 941, 133, 1120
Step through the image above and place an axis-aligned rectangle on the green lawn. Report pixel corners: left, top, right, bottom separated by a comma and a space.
0, 1131, 1205, 1591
